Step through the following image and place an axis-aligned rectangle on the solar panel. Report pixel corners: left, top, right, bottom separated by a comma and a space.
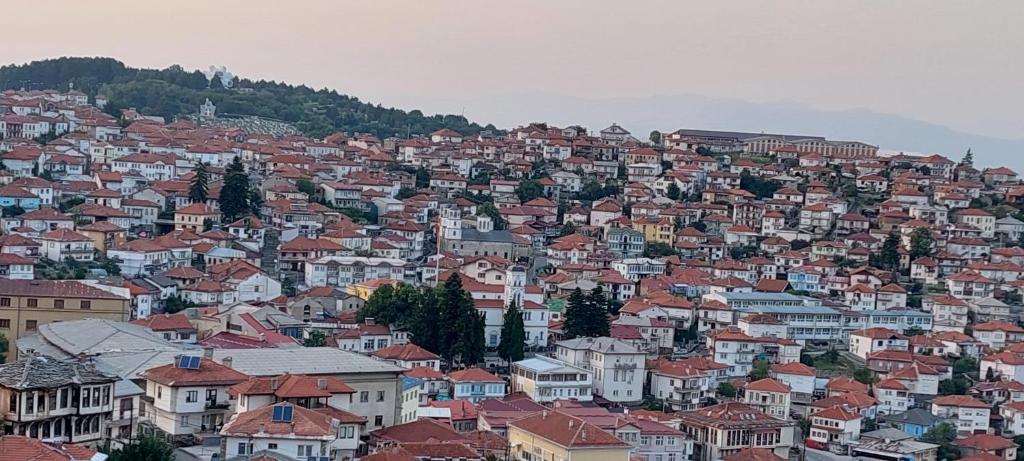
178, 356, 201, 369
272, 404, 293, 422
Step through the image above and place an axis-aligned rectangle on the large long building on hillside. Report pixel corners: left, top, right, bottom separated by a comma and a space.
663, 128, 878, 158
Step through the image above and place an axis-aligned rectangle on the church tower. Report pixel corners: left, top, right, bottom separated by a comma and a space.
503, 265, 527, 308
441, 207, 463, 242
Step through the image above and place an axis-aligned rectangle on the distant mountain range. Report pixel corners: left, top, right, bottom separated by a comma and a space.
402, 91, 1024, 171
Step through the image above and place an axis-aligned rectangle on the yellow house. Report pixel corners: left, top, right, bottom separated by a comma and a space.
632, 216, 674, 245
508, 411, 630, 461
174, 203, 221, 232
345, 278, 402, 301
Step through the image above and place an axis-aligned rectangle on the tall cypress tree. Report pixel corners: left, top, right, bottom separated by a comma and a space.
586, 286, 611, 337
189, 162, 209, 204
563, 288, 587, 339
497, 303, 526, 364
409, 287, 440, 354
219, 156, 250, 222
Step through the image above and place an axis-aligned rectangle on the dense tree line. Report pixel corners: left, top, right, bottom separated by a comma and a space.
0, 57, 497, 139
357, 275, 486, 368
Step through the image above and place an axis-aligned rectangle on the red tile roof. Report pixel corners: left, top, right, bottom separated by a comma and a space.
142, 356, 248, 387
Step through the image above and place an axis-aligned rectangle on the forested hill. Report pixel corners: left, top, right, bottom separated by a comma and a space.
0, 57, 497, 138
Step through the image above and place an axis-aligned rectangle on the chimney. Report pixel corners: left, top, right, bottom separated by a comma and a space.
222, 356, 233, 369
203, 347, 214, 359
318, 378, 327, 390
271, 378, 279, 390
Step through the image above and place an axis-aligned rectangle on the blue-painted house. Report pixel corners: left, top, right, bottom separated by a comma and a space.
787, 266, 823, 293
0, 185, 41, 211
880, 407, 943, 438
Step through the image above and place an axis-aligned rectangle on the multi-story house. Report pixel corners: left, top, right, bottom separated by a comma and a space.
946, 270, 996, 301
848, 328, 909, 360
508, 411, 630, 461
303, 256, 410, 289
678, 402, 796, 461
371, 343, 442, 371
555, 337, 646, 404
808, 405, 861, 451
973, 322, 1024, 350
742, 378, 791, 420
447, 368, 505, 404
931, 395, 990, 435
770, 362, 816, 403
36, 229, 95, 263
874, 379, 914, 415
221, 402, 363, 461
0, 355, 118, 446
510, 356, 593, 403
140, 354, 249, 440
649, 360, 712, 411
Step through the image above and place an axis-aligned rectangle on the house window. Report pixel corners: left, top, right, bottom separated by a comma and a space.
360, 391, 369, 403
0, 298, 9, 307
237, 442, 251, 455
25, 320, 37, 331
54, 300, 64, 309
374, 415, 383, 426
26, 299, 36, 308
0, 320, 9, 329
80, 300, 91, 310
377, 391, 385, 402
297, 445, 314, 457
186, 391, 198, 403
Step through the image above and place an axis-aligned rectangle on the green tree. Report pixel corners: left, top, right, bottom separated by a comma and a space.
476, 202, 508, 230
666, 183, 682, 201
396, 187, 417, 199
435, 274, 484, 368
586, 286, 611, 337
357, 283, 422, 327
497, 302, 526, 364
909, 228, 935, 260
563, 288, 588, 340
408, 287, 440, 353
560, 222, 577, 237
649, 130, 662, 145
905, 325, 925, 336
644, 241, 677, 258
938, 376, 970, 395
188, 162, 210, 204
515, 179, 545, 202
749, 360, 770, 380
219, 156, 251, 222
107, 434, 175, 461
853, 367, 875, 385
303, 330, 327, 347
717, 382, 737, 398
959, 148, 974, 168
739, 171, 781, 198
296, 178, 316, 197
921, 423, 960, 461
878, 232, 901, 271
0, 333, 7, 362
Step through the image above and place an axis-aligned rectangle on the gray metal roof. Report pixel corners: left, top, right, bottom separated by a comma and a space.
717, 292, 810, 302
514, 356, 587, 374
30, 319, 193, 356
460, 228, 517, 244
210, 347, 405, 376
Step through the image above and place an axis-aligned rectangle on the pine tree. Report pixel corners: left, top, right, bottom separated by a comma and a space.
458, 309, 486, 366
879, 232, 901, 271
497, 302, 526, 364
409, 287, 440, 353
563, 288, 588, 339
434, 274, 484, 368
219, 156, 250, 222
960, 148, 974, 168
666, 183, 681, 201
586, 286, 611, 337
189, 162, 209, 204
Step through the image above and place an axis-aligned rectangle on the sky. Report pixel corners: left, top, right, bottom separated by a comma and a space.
4, 1, 1023, 143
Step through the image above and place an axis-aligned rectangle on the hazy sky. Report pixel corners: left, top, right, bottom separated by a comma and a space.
4, 1, 1023, 140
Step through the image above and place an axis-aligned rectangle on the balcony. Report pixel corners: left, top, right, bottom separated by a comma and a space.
205, 401, 230, 410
